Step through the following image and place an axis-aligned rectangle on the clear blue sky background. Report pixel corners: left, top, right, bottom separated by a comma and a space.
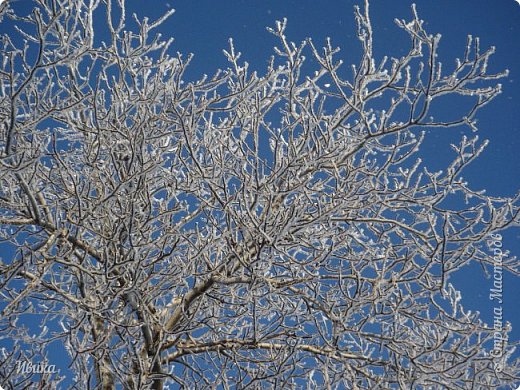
1, 0, 519, 383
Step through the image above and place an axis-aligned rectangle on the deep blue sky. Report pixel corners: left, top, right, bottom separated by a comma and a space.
148, 0, 520, 353
147, 0, 520, 196
1, 0, 519, 384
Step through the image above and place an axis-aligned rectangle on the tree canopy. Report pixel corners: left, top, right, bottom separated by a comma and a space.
0, 0, 518, 388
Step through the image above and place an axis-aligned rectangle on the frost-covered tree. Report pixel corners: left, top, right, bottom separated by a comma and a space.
0, 0, 518, 388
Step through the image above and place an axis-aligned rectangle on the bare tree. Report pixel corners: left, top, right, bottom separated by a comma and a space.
0, 0, 518, 388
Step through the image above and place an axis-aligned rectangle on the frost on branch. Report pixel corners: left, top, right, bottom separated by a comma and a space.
0, 0, 518, 388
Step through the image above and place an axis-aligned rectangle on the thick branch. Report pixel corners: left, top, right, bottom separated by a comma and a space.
162, 338, 371, 365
